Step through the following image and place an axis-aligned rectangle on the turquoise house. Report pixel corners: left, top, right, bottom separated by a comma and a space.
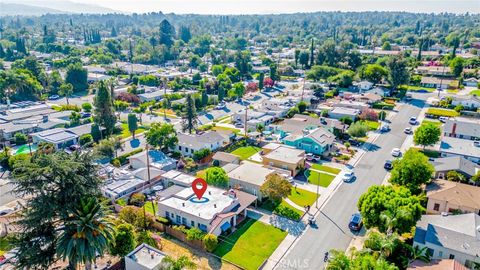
282, 128, 335, 156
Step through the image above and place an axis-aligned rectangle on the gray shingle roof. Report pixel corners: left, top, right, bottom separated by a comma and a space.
431, 156, 480, 177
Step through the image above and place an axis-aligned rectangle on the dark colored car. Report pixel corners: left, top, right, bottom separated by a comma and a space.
349, 213, 363, 231
384, 160, 393, 170
348, 139, 362, 147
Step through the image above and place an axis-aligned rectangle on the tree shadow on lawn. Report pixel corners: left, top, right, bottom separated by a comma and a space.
213, 218, 256, 258
269, 215, 306, 237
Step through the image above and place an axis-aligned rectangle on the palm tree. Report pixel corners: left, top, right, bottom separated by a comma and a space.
57, 197, 115, 270
160, 255, 196, 270
408, 245, 431, 265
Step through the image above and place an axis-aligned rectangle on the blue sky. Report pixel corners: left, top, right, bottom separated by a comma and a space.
81, 0, 479, 14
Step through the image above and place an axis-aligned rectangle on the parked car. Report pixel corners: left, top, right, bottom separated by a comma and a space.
347, 139, 362, 147
80, 112, 91, 118
405, 93, 413, 101
409, 116, 417, 125
391, 148, 401, 157
306, 153, 314, 161
439, 117, 448, 123
215, 102, 226, 110
384, 160, 393, 170
404, 127, 412, 134
313, 155, 321, 162
48, 95, 60, 100
234, 122, 244, 128
349, 213, 363, 231
342, 171, 356, 182
380, 123, 390, 132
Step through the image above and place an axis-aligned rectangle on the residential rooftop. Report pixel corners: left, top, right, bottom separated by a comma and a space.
227, 161, 276, 186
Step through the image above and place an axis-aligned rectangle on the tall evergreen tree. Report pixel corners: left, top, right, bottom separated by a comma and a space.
309, 39, 315, 68
178, 25, 192, 43
11, 152, 102, 269
182, 94, 198, 134
258, 72, 264, 91
159, 19, 175, 48
94, 81, 116, 135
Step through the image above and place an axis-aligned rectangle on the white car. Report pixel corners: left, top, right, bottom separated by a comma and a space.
342, 171, 356, 182
306, 153, 314, 161
391, 148, 402, 157
404, 127, 412, 134
409, 117, 417, 125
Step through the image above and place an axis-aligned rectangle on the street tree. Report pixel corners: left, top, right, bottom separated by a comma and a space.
65, 63, 88, 92
389, 149, 434, 194
127, 113, 138, 138
387, 56, 409, 90
359, 64, 388, 85
146, 123, 178, 152
357, 185, 424, 234
182, 94, 198, 134
413, 123, 441, 149
94, 81, 116, 135
260, 174, 291, 204
110, 223, 137, 257
58, 83, 74, 105
347, 121, 369, 138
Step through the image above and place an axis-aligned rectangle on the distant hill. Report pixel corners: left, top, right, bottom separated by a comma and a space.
0, 0, 119, 16
0, 3, 64, 16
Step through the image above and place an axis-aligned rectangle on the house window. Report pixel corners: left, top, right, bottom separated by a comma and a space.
179, 146, 182, 151
449, 254, 455, 259
185, 147, 189, 153
433, 203, 440, 211
170, 213, 174, 218
198, 223, 207, 232
438, 251, 443, 258
191, 220, 195, 227
191, 148, 194, 153
176, 215, 181, 224
182, 217, 187, 225
165, 211, 170, 219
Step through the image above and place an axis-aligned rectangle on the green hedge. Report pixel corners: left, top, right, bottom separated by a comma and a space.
273, 205, 301, 220
426, 108, 460, 117
372, 102, 395, 110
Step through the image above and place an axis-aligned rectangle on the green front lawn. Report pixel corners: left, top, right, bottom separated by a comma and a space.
119, 123, 147, 139
260, 200, 303, 217
403, 85, 436, 92
288, 188, 319, 207
143, 201, 157, 216
230, 146, 261, 160
426, 108, 460, 117
306, 164, 340, 187
214, 218, 287, 270
362, 120, 380, 131
470, 89, 480, 96
310, 164, 341, 174
421, 120, 442, 127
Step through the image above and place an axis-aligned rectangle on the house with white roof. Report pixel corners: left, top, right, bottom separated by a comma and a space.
31, 128, 78, 149
175, 131, 228, 157
125, 243, 167, 270
413, 213, 480, 268
157, 186, 256, 236
226, 161, 277, 200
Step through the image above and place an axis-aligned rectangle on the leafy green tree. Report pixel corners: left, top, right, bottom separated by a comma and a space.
360, 64, 388, 85
90, 124, 102, 142
387, 56, 409, 90
413, 123, 441, 149
233, 82, 245, 98
382, 41, 392, 50
94, 81, 116, 135
79, 134, 93, 147
59, 83, 74, 105
14, 132, 28, 145
472, 172, 480, 184
446, 171, 467, 183
449, 57, 464, 77
407, 245, 431, 265
11, 152, 102, 269
389, 149, 434, 194
182, 94, 198, 134
94, 138, 118, 159
297, 101, 308, 113
159, 19, 175, 48
146, 123, 178, 152
82, 102, 92, 112
327, 249, 398, 270
57, 197, 114, 270
299, 51, 309, 68
127, 113, 138, 138
357, 185, 424, 234
178, 25, 192, 43
111, 223, 136, 257
205, 167, 229, 188
260, 173, 291, 204
69, 111, 81, 127
347, 121, 368, 138
446, 33, 460, 57
203, 234, 218, 252
65, 63, 88, 92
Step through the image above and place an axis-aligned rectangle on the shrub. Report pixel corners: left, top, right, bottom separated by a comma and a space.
193, 148, 212, 162
79, 134, 93, 146
129, 193, 146, 206
8, 153, 30, 169
372, 102, 394, 110
14, 132, 28, 145
186, 227, 206, 241
203, 234, 218, 252
114, 148, 143, 165
111, 158, 121, 167
82, 102, 92, 112
136, 230, 159, 249
273, 205, 301, 220
156, 216, 170, 224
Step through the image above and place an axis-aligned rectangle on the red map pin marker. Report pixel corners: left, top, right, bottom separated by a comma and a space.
192, 178, 207, 199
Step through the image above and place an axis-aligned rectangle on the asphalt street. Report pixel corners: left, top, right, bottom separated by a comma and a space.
275, 94, 427, 270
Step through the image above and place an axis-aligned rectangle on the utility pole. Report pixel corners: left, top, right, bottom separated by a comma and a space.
438, 65, 446, 98
300, 78, 306, 102
244, 106, 248, 137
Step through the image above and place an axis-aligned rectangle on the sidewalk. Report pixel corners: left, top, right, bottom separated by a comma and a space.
263, 170, 345, 270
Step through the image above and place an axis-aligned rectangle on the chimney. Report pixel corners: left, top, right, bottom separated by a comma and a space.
452, 122, 457, 137
214, 204, 217, 208
208, 191, 211, 195
43, 115, 49, 123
